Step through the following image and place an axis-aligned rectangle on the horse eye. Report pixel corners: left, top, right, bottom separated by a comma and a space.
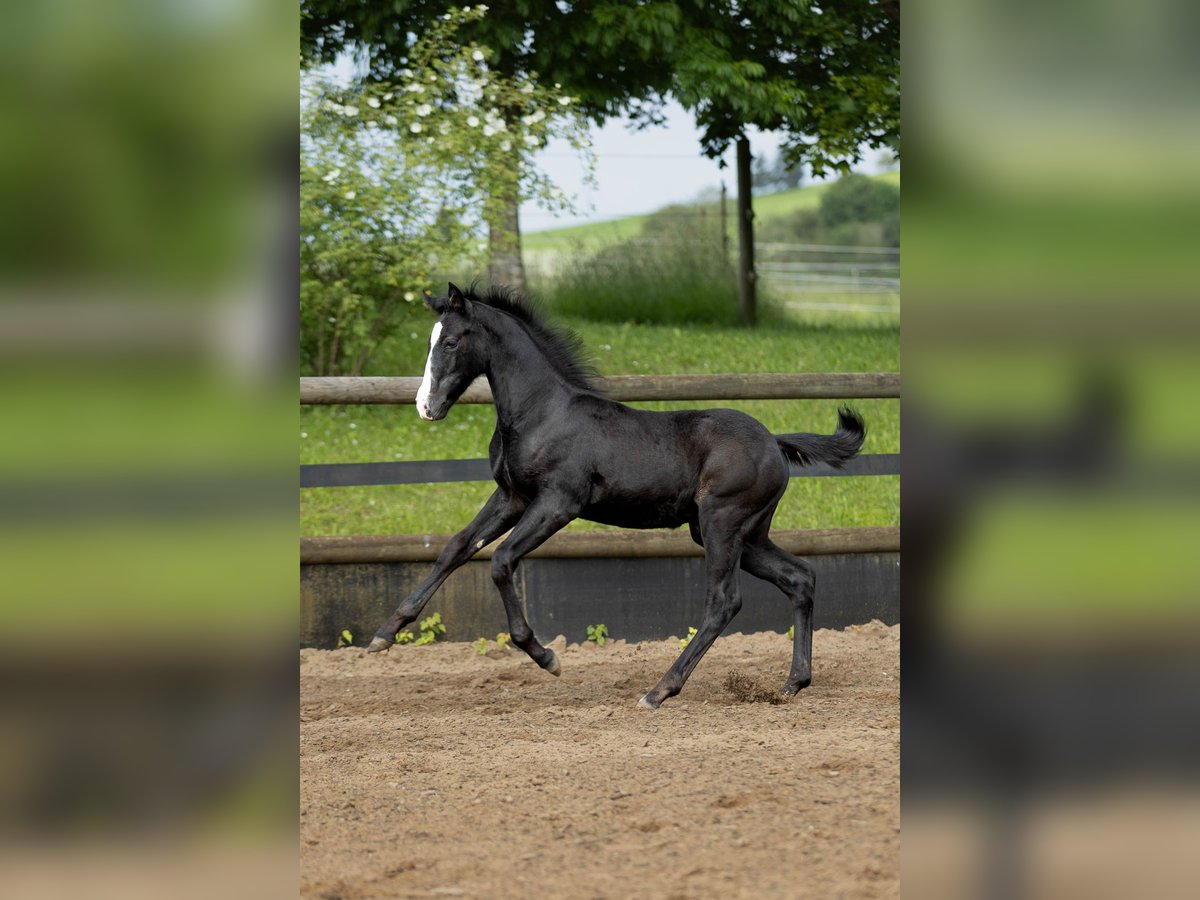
444, 338, 459, 350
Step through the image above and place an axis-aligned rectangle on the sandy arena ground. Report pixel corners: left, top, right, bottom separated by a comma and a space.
301, 623, 899, 899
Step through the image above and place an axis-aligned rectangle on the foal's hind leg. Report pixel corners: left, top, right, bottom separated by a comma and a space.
639, 512, 745, 709
741, 536, 816, 693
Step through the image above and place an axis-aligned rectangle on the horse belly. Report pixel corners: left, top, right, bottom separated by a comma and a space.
580, 497, 691, 530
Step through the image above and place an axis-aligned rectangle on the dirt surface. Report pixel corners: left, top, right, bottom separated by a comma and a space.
301, 623, 899, 899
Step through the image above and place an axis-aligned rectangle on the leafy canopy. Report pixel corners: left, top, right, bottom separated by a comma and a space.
300, 8, 591, 375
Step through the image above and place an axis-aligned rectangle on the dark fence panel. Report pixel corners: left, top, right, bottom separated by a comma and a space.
300, 552, 899, 649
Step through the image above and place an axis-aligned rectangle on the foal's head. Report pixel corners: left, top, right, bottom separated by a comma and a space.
415, 283, 487, 421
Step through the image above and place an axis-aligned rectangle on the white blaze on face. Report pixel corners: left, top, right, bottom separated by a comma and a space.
415, 320, 443, 420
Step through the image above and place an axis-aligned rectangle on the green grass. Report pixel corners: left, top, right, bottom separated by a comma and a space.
300, 315, 899, 536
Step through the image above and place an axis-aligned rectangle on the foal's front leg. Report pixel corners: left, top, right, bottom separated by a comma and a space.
366, 488, 524, 651
489, 494, 579, 675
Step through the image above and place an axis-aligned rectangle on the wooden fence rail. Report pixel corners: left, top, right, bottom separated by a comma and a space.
301, 526, 899, 565
300, 372, 900, 405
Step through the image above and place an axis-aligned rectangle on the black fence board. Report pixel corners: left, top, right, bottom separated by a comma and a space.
302, 452, 899, 489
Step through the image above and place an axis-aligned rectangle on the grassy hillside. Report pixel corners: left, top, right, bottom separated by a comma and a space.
524, 170, 900, 253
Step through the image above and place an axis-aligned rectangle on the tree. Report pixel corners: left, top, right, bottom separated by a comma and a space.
666, 0, 900, 323
301, 1, 675, 292
300, 10, 589, 375
301, 1, 899, 318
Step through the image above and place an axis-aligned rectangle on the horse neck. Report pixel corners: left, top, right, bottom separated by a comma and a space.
482, 310, 575, 427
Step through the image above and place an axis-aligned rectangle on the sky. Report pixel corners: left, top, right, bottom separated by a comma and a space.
521, 100, 786, 232
523, 101, 889, 232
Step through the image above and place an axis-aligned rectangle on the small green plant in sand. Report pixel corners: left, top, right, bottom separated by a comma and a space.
394, 630, 415, 644
337, 629, 353, 648
586, 623, 609, 647
472, 632, 512, 656
413, 612, 447, 646
787, 625, 795, 640
680, 627, 698, 649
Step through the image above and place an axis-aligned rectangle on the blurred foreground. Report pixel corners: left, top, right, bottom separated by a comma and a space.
904, 1, 1200, 897
0, 3, 296, 897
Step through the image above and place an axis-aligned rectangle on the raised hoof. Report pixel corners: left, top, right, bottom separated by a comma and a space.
541, 650, 561, 677
366, 636, 393, 653
637, 694, 661, 710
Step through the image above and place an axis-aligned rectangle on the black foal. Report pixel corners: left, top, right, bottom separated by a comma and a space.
367, 283, 865, 708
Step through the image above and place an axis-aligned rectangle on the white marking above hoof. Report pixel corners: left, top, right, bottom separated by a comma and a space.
637, 695, 659, 710
366, 636, 392, 653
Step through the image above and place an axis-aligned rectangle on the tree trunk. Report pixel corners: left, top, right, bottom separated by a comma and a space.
736, 136, 756, 326
487, 147, 526, 293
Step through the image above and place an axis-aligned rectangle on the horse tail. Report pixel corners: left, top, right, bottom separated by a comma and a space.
775, 406, 866, 469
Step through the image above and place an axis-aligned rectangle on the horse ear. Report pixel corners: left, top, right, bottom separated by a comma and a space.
423, 288, 447, 314
446, 282, 471, 315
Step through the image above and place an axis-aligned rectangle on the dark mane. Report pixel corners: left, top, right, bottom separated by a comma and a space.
465, 282, 604, 395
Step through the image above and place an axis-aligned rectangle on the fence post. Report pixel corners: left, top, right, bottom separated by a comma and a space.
720, 181, 729, 268
736, 137, 756, 326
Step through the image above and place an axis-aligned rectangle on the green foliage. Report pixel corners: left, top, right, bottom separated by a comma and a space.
665, 2, 899, 176
302, 2, 897, 179
680, 626, 698, 649
300, 7, 591, 375
758, 174, 900, 248
819, 175, 900, 230
302, 2, 675, 127
412, 612, 447, 646
337, 628, 353, 648
473, 636, 489, 655
787, 625, 795, 640
586, 624, 609, 647
394, 630, 415, 645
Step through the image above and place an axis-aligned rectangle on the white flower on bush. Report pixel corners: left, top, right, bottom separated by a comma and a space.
410, 122, 423, 133
439, 121, 451, 135
520, 83, 534, 94
472, 50, 485, 61
416, 103, 432, 117
559, 96, 571, 105
522, 110, 545, 125
467, 115, 480, 127
405, 83, 424, 93
383, 92, 394, 101
367, 97, 381, 109
342, 105, 359, 117
499, 139, 511, 152
384, 115, 398, 126
344, 190, 356, 199
482, 125, 495, 136
524, 134, 539, 147
322, 168, 340, 182
404, 291, 415, 302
